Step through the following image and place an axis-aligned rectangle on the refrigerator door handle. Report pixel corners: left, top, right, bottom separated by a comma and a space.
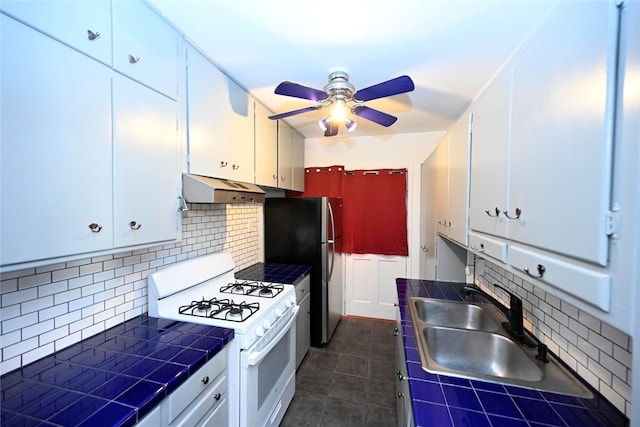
327, 201, 336, 281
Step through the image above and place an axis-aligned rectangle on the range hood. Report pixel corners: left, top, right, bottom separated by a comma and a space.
182, 173, 265, 204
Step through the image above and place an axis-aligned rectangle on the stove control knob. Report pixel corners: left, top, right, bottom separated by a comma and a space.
256, 325, 265, 337
262, 319, 272, 331
289, 296, 297, 306
285, 299, 293, 308
275, 308, 283, 318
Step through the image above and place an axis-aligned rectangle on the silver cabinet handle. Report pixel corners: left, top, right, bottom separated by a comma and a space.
280, 176, 286, 182
214, 393, 221, 401
485, 207, 500, 217
87, 30, 100, 40
89, 223, 102, 232
503, 208, 522, 219
129, 221, 142, 230
524, 263, 545, 279
201, 376, 209, 385
232, 164, 240, 170
220, 161, 228, 167
272, 174, 278, 181
128, 55, 141, 64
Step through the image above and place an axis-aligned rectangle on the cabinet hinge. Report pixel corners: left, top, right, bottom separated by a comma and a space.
605, 205, 620, 237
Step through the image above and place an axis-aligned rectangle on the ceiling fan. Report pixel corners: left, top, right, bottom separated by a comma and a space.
268, 70, 415, 137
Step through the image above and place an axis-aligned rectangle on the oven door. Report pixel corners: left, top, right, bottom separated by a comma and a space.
240, 307, 298, 427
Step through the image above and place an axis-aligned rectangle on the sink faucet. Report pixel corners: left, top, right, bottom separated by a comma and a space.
461, 283, 527, 344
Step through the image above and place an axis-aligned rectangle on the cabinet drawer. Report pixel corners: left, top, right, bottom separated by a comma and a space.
295, 275, 311, 302
508, 244, 611, 311
171, 373, 226, 427
166, 348, 227, 424
1, 0, 112, 65
469, 232, 508, 264
112, 0, 178, 99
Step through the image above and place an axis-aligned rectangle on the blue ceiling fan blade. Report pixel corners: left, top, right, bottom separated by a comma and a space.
268, 104, 323, 120
353, 75, 415, 102
274, 81, 328, 102
352, 105, 398, 127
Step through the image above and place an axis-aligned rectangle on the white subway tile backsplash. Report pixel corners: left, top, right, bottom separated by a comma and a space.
476, 261, 632, 418
1, 203, 261, 377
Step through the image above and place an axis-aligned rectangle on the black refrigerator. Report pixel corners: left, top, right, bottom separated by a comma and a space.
264, 197, 343, 347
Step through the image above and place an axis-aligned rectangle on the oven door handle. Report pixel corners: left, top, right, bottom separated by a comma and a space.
246, 306, 298, 367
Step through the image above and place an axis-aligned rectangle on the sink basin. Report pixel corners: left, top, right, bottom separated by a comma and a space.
407, 297, 593, 398
411, 298, 500, 332
423, 327, 543, 381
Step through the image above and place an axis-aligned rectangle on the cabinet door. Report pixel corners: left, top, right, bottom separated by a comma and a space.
419, 155, 437, 280
434, 138, 450, 235
227, 80, 254, 184
291, 130, 305, 192
186, 47, 231, 179
510, 2, 616, 266
254, 102, 278, 187
112, 76, 180, 248
112, 0, 178, 99
277, 121, 294, 189
1, 15, 113, 266
1, 0, 112, 65
447, 113, 471, 245
469, 71, 512, 239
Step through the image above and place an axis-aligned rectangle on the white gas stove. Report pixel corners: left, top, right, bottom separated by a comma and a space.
148, 253, 298, 427
148, 252, 297, 350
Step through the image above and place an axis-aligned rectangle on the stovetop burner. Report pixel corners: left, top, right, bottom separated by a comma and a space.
219, 281, 284, 298
179, 298, 260, 322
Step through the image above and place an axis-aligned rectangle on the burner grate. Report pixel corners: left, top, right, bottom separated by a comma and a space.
179, 298, 259, 322
220, 281, 284, 298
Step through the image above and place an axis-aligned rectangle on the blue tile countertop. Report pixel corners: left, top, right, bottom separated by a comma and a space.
0, 315, 234, 427
235, 262, 312, 285
396, 278, 629, 427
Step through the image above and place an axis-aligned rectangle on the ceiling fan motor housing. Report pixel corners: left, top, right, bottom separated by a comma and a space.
324, 71, 355, 101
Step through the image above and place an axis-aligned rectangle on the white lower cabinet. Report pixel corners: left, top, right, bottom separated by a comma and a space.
137, 347, 228, 426
395, 307, 413, 427
295, 274, 311, 368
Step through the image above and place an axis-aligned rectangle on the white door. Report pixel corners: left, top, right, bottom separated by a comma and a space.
345, 254, 407, 320
419, 156, 437, 280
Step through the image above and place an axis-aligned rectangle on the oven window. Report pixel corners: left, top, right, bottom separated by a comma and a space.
258, 329, 291, 408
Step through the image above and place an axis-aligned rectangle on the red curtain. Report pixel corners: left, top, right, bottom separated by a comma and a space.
341, 169, 408, 256
301, 165, 344, 197
292, 165, 408, 256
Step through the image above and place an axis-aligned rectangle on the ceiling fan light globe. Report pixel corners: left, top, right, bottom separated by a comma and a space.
345, 119, 357, 132
318, 118, 329, 131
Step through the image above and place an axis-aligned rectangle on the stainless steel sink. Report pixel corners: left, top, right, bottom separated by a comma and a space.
408, 297, 593, 399
423, 327, 543, 381
412, 299, 501, 332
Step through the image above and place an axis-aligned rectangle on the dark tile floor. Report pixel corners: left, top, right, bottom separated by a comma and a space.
280, 316, 398, 427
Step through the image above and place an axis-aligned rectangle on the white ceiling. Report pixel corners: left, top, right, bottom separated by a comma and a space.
149, 0, 558, 138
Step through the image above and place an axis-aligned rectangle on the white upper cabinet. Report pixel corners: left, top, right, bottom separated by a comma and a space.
112, 0, 178, 99
277, 121, 294, 190
435, 114, 471, 246
112, 75, 180, 248
468, 71, 512, 240
254, 102, 279, 187
1, 14, 113, 266
509, 1, 616, 267
291, 129, 305, 192
1, 0, 112, 65
186, 46, 254, 183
